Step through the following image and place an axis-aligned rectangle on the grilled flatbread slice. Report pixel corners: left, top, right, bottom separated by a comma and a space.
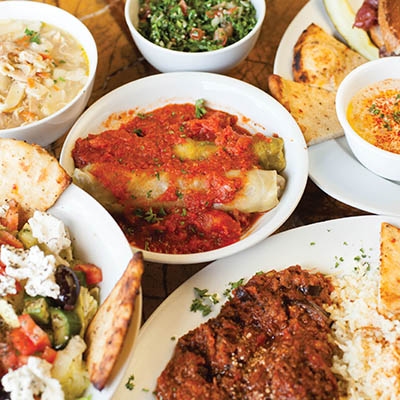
267, 74, 343, 146
85, 251, 144, 390
0, 138, 71, 223
379, 222, 400, 318
292, 23, 367, 91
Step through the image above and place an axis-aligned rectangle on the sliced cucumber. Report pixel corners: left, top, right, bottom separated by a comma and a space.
50, 307, 82, 349
323, 0, 379, 60
23, 296, 50, 325
17, 223, 38, 249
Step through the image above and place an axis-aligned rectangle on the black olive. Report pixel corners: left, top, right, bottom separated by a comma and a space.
54, 265, 80, 311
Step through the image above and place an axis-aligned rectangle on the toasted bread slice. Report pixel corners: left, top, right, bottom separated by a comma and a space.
292, 23, 367, 91
85, 251, 144, 391
267, 74, 343, 146
379, 222, 400, 318
0, 138, 71, 224
378, 0, 400, 55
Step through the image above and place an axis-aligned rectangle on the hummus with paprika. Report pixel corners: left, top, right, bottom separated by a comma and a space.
347, 78, 400, 154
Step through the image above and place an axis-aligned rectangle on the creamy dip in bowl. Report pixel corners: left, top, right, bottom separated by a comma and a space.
347, 78, 400, 154
336, 57, 400, 182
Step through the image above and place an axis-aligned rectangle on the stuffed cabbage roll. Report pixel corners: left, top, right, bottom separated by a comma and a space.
73, 166, 285, 214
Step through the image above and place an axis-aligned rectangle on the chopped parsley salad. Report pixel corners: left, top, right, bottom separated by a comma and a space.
138, 0, 257, 52
0, 200, 102, 400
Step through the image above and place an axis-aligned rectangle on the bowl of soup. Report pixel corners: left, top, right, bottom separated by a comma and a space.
124, 0, 265, 73
336, 56, 400, 182
0, 1, 98, 147
59, 72, 308, 264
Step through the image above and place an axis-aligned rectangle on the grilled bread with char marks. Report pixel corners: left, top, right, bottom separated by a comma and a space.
293, 23, 367, 91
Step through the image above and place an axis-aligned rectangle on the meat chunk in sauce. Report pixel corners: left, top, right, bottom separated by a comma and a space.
156, 265, 339, 400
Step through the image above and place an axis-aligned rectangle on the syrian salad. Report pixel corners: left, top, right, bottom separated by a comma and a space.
0, 200, 102, 400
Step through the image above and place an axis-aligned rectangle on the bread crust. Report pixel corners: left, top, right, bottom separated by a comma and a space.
378, 0, 400, 55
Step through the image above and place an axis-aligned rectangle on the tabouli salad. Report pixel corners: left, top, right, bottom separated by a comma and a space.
0, 200, 102, 400
138, 0, 257, 52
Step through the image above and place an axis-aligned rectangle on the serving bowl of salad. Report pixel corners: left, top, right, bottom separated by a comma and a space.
124, 0, 265, 73
60, 72, 308, 265
0, 136, 142, 400
0, 1, 98, 147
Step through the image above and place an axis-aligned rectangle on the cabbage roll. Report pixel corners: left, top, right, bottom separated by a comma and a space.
173, 136, 286, 172
73, 166, 285, 214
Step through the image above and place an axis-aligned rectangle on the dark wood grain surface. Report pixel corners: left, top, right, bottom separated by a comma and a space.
36, 0, 369, 321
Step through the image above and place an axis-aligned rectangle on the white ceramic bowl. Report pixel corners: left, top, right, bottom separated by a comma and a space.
60, 72, 308, 265
336, 57, 400, 182
124, 0, 265, 73
49, 183, 141, 399
0, 1, 98, 147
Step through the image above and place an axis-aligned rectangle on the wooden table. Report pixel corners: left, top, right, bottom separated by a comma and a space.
41, 0, 369, 321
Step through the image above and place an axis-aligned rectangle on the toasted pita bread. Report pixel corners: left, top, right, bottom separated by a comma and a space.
293, 23, 367, 91
379, 222, 400, 318
267, 74, 343, 146
85, 251, 144, 391
0, 138, 71, 223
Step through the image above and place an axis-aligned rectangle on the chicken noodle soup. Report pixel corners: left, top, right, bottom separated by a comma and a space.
0, 19, 89, 129
347, 78, 400, 154
71, 101, 286, 254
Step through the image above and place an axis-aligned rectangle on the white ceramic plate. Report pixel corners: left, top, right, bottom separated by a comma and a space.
60, 72, 308, 264
274, 0, 400, 216
48, 183, 141, 399
113, 214, 399, 398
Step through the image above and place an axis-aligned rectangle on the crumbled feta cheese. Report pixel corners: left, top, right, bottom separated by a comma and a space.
1, 356, 64, 400
0, 203, 9, 218
28, 211, 71, 256
0, 273, 17, 297
0, 299, 20, 328
1, 245, 60, 299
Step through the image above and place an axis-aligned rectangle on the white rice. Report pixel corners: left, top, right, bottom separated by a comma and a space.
326, 262, 400, 399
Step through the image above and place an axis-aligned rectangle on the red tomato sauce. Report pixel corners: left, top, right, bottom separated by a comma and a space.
72, 103, 275, 254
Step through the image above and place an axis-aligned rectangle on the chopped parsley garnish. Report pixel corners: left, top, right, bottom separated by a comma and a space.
135, 207, 165, 223
195, 98, 207, 118
190, 287, 219, 316
368, 94, 400, 132
223, 278, 245, 298
24, 28, 41, 44
133, 128, 144, 136
144, 208, 162, 223
334, 255, 344, 268
125, 374, 135, 390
